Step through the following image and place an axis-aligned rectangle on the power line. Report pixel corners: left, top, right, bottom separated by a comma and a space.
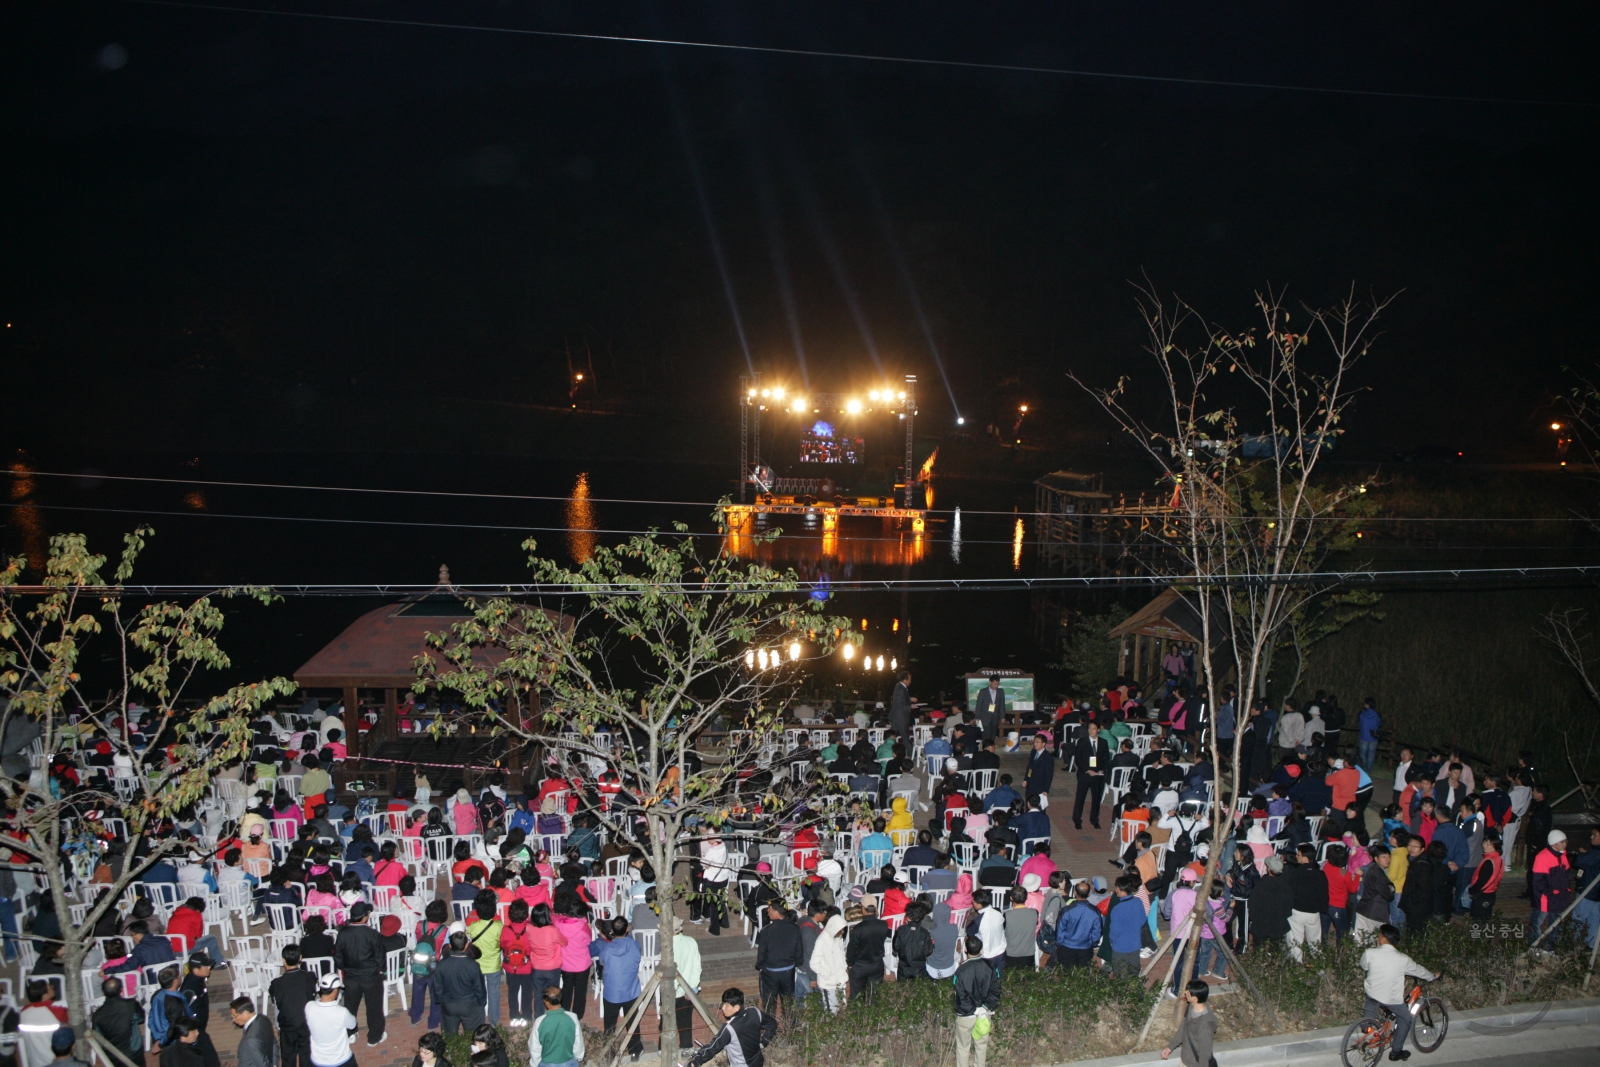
9, 468, 1598, 523
7, 564, 1600, 598
121, 0, 1597, 110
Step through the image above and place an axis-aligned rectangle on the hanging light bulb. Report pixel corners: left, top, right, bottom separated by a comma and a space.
876, 655, 885, 671
789, 642, 802, 661
745, 650, 755, 669
757, 648, 769, 670
842, 644, 854, 661
890, 657, 897, 671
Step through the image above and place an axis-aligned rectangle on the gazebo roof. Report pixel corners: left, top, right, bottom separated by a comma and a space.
1109, 587, 1207, 644
295, 567, 561, 689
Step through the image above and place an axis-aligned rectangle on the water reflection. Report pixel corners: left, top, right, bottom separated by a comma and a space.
950, 507, 962, 564
724, 517, 927, 566
566, 472, 596, 563
8, 459, 45, 569
1013, 517, 1024, 571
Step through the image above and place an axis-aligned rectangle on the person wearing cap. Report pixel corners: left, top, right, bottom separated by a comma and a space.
50, 1024, 91, 1067
1532, 828, 1573, 940
305, 975, 357, 1067
180, 953, 223, 1067
333, 902, 387, 1047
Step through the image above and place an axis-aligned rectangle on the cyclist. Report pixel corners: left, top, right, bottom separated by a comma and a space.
1358, 924, 1439, 1061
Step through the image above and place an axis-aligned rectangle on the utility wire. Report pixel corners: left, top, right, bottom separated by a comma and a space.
120, 0, 1598, 110
7, 563, 1600, 598
9, 469, 1597, 523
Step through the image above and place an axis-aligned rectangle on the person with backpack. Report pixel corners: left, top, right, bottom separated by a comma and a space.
1055, 881, 1104, 970
892, 900, 934, 980
1035, 871, 1066, 961
408, 900, 450, 1028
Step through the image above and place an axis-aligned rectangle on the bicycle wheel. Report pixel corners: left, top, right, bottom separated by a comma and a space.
1341, 1016, 1387, 1067
1412, 996, 1449, 1052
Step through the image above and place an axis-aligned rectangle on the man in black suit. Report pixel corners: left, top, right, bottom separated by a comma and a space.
888, 670, 914, 740
230, 995, 277, 1067
1024, 732, 1055, 799
1070, 721, 1113, 830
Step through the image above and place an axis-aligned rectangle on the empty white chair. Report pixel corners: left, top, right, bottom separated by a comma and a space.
381, 947, 411, 1014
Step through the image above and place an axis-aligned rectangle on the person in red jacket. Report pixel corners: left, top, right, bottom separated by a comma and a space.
1469, 834, 1505, 919
167, 898, 228, 965
1321, 844, 1362, 942
1532, 830, 1572, 941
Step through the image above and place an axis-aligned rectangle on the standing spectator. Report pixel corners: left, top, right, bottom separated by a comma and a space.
892, 901, 934, 981
92, 977, 144, 1067
1399, 836, 1435, 933
303, 976, 356, 1067
1070, 722, 1113, 831
1248, 857, 1294, 948
1107, 876, 1146, 978
435, 932, 488, 1035
1024, 733, 1054, 800
973, 676, 1005, 742
809, 911, 849, 1012
1323, 844, 1361, 941
1160, 981, 1216, 1067
1356, 699, 1381, 772
952, 935, 1001, 1067
332, 903, 386, 1048
1469, 835, 1506, 922
269, 946, 317, 1067
526, 987, 584, 1067
1285, 845, 1327, 962
1275, 700, 1306, 756
465, 893, 505, 1024
51, 1027, 91, 1067
889, 670, 914, 741
409, 901, 450, 1029
1054, 881, 1103, 969
672, 918, 703, 1050
552, 897, 593, 1022
754, 903, 801, 1013
1355, 847, 1396, 939
1002, 889, 1038, 972
160, 1022, 205, 1067
497, 902, 537, 1026
229, 996, 276, 1067
845, 902, 891, 1001
685, 989, 777, 1067
1532, 829, 1573, 940
590, 917, 643, 1060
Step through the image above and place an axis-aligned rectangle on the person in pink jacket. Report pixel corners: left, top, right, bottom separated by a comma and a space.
553, 897, 594, 1022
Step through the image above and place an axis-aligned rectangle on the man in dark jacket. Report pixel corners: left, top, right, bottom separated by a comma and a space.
845, 905, 891, 1001
229, 995, 277, 1067
267, 946, 316, 1067
687, 988, 777, 1067
892, 901, 934, 979
1070, 722, 1113, 830
1248, 857, 1294, 946
1523, 783, 1553, 899
753, 903, 802, 1012
888, 670, 914, 741
796, 902, 824, 1002
332, 902, 386, 1047
1355, 847, 1396, 938
1024, 732, 1055, 799
953, 935, 1001, 1067
1287, 845, 1329, 961
1400, 837, 1435, 932
434, 931, 488, 1034
91, 979, 144, 1067
105, 921, 175, 973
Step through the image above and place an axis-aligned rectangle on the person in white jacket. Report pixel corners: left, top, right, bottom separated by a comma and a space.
1359, 925, 1438, 1058
809, 912, 849, 1013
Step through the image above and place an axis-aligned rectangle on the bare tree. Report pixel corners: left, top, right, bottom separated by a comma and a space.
1072, 282, 1389, 1033
0, 528, 294, 1037
418, 513, 855, 1066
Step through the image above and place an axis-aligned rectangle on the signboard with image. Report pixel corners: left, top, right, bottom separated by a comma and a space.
964, 671, 1035, 712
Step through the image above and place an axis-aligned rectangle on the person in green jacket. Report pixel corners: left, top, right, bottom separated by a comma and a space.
527, 986, 584, 1067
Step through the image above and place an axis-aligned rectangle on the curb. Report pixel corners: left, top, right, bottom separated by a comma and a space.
1053, 997, 1600, 1067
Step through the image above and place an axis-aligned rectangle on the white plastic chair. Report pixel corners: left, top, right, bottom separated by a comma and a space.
302, 955, 336, 980
1019, 836, 1049, 857
381, 947, 411, 1014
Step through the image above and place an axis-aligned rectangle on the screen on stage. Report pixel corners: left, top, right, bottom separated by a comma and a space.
799, 421, 863, 464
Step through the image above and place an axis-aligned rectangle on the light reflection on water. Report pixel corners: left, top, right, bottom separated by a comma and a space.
725, 518, 927, 566
8, 460, 45, 569
565, 472, 596, 563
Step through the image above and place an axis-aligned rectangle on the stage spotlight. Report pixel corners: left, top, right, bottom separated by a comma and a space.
745, 650, 755, 668
846, 398, 862, 414
868, 390, 880, 402
875, 655, 885, 671
956, 417, 965, 425
773, 386, 786, 400
792, 397, 807, 413
898, 391, 906, 400
757, 648, 769, 669
842, 644, 854, 660
789, 642, 802, 660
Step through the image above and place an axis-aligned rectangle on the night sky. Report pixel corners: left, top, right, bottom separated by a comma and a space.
4, 2, 1599, 460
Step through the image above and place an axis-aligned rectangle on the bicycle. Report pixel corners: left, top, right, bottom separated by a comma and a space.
1340, 979, 1448, 1067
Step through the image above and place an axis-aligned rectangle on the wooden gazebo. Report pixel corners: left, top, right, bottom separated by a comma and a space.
293, 567, 551, 794
1108, 587, 1231, 692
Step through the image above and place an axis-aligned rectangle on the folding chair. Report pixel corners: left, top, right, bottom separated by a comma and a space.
381, 947, 411, 1014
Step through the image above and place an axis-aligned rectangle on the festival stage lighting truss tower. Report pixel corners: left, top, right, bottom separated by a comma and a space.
739, 373, 918, 506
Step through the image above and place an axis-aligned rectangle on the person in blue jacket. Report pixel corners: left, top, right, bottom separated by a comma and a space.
1054, 882, 1103, 970
1357, 699, 1382, 772
590, 917, 643, 1059
1106, 875, 1147, 978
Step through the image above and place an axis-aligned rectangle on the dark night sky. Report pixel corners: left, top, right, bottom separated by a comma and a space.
4, 2, 1599, 460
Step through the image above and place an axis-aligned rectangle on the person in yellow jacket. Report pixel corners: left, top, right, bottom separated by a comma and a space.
465, 893, 505, 1024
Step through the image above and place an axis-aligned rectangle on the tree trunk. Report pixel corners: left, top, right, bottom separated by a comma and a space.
650, 812, 680, 1066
